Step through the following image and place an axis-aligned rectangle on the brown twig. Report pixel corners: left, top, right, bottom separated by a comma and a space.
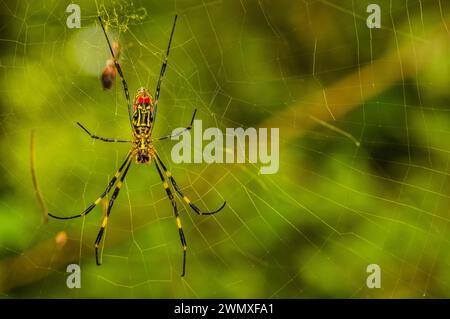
30, 131, 49, 223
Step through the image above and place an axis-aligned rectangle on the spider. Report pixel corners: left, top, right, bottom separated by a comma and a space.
49, 15, 226, 277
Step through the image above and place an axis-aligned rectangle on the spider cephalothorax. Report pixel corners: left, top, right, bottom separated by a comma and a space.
49, 15, 226, 277
133, 129, 153, 164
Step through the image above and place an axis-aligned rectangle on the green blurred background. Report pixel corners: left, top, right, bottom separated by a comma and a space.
0, 0, 450, 298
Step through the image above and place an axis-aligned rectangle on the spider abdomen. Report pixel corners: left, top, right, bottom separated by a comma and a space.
132, 87, 154, 129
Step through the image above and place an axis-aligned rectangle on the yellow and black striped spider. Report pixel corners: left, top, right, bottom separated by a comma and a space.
49, 15, 226, 277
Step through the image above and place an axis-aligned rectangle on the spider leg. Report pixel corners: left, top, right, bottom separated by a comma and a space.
48, 152, 132, 220
154, 109, 196, 141
98, 16, 134, 130
151, 15, 178, 128
95, 158, 132, 265
153, 151, 226, 215
154, 157, 187, 276
77, 122, 132, 143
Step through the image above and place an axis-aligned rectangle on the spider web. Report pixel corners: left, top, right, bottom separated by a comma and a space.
0, 0, 450, 298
